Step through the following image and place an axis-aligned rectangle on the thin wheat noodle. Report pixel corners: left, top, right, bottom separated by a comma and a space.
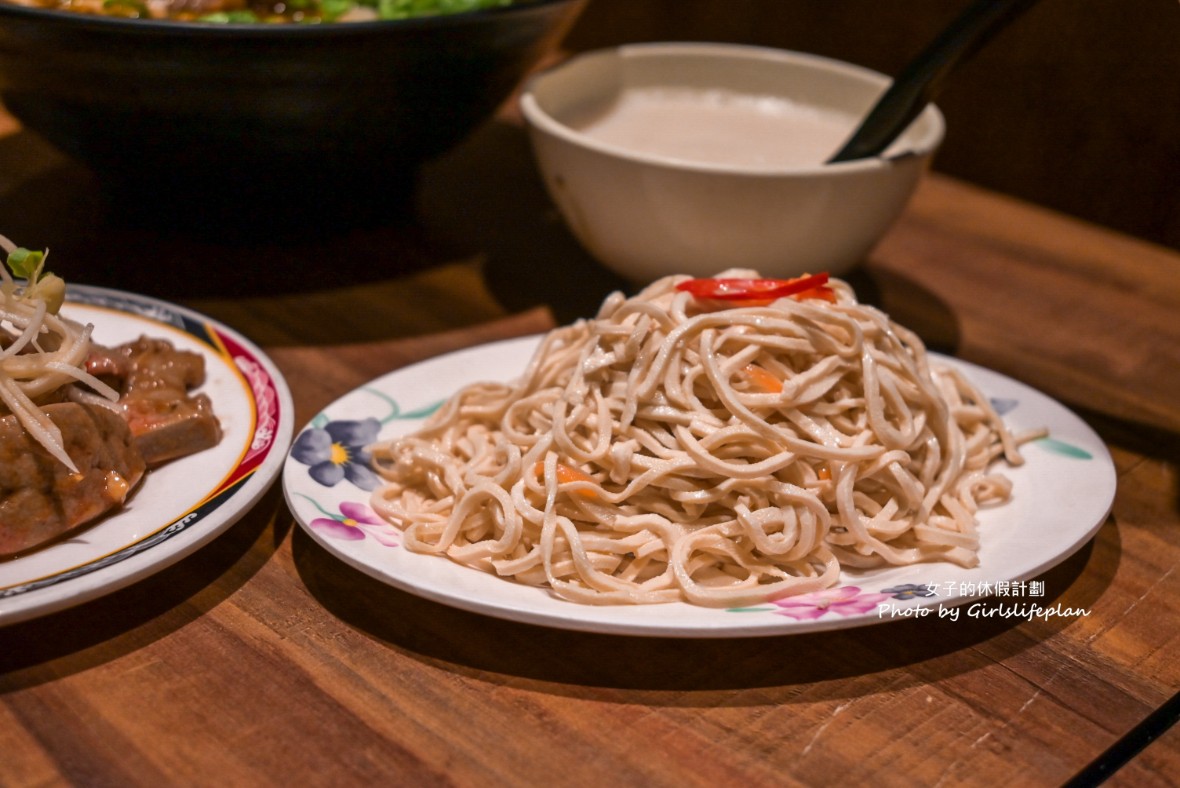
370, 272, 1042, 607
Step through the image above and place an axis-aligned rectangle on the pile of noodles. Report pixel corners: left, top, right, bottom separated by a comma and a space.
369, 273, 1041, 607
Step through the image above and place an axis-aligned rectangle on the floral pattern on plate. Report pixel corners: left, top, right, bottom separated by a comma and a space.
281, 336, 1117, 638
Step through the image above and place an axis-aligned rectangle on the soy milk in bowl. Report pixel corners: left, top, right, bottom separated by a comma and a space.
521, 43, 944, 282
569, 88, 856, 169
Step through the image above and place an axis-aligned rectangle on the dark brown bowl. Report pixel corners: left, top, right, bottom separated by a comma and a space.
0, 0, 585, 230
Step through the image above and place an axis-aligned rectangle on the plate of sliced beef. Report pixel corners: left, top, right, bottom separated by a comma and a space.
0, 285, 293, 625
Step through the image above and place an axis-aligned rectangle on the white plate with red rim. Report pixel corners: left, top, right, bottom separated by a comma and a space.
0, 285, 294, 626
283, 335, 1117, 638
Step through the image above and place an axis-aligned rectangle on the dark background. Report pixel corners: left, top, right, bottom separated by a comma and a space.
561, 0, 1180, 252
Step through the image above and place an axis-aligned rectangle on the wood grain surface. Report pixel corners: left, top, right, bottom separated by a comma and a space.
1, 108, 1177, 786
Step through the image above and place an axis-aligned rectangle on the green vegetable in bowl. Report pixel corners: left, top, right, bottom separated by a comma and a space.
6, 0, 517, 23
363, 0, 513, 20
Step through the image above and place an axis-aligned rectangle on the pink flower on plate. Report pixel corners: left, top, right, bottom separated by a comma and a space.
772, 586, 892, 620
309, 500, 400, 547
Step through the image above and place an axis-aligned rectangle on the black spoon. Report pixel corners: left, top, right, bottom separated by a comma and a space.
828, 0, 1043, 163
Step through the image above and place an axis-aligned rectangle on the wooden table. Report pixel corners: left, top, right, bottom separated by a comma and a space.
1, 102, 1177, 787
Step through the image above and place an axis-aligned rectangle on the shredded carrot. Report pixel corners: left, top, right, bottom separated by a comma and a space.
742, 364, 783, 394
534, 461, 598, 497
793, 286, 838, 303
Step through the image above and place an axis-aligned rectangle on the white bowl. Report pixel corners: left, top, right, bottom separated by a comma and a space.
521, 42, 945, 283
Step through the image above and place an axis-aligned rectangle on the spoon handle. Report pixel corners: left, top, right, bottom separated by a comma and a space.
828, 0, 1042, 163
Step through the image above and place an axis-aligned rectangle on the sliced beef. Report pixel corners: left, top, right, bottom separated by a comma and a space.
95, 336, 224, 466
0, 336, 223, 557
127, 391, 221, 466
0, 403, 147, 557
84, 342, 129, 381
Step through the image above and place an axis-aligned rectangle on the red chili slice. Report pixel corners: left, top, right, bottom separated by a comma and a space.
675, 273, 831, 301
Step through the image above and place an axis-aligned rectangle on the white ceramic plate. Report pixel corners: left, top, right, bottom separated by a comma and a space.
284, 335, 1116, 638
0, 285, 294, 625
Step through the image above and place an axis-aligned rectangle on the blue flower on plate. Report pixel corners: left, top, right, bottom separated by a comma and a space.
291, 417, 381, 491
990, 397, 1019, 416
881, 583, 937, 600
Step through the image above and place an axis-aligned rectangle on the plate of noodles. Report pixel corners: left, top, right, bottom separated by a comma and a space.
0, 284, 294, 625
283, 274, 1116, 637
